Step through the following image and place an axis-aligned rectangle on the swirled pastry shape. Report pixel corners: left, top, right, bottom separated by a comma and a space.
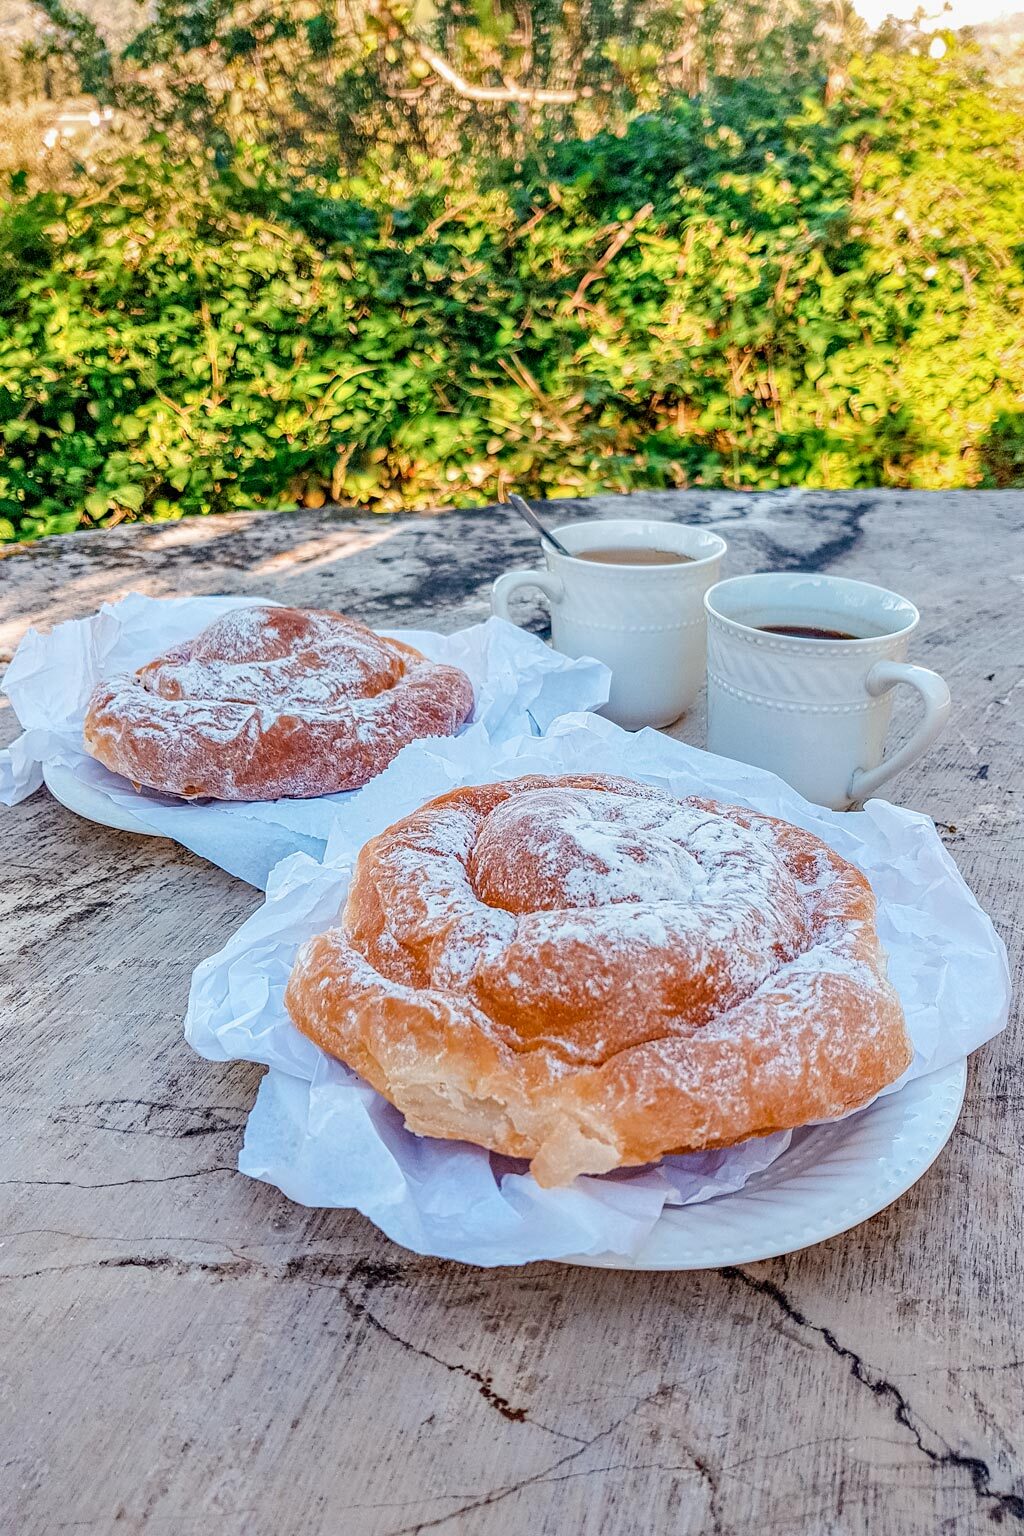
83, 606, 474, 801
285, 774, 912, 1186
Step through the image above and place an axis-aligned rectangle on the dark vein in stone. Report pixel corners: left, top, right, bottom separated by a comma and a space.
12, 1242, 576, 1440
956, 1127, 1014, 1163
0, 1167, 237, 1189
722, 1266, 1024, 1525
293, 1258, 573, 1437
386, 1387, 696, 1536
48, 1099, 247, 1140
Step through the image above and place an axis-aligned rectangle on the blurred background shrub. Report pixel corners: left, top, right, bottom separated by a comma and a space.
1, 0, 1023, 540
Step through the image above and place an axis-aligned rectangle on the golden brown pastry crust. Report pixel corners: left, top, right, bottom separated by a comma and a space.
82, 605, 474, 801
284, 775, 913, 1186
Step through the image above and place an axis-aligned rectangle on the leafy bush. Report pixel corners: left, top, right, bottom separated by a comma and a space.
2, 45, 1024, 540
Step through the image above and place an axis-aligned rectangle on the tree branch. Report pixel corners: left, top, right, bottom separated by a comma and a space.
370, 0, 578, 105
564, 202, 655, 312
413, 38, 577, 104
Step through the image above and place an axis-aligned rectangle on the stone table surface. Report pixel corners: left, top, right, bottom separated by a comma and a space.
1, 489, 1021, 1536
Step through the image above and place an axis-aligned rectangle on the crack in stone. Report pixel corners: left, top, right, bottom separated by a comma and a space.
956, 1128, 1014, 1164
385, 1387, 692, 1536
48, 1099, 248, 1140
2, 1240, 592, 1447
0, 1248, 394, 1286
291, 1257, 577, 1438
350, 1456, 720, 1515
722, 1267, 1024, 1525
2, 1251, 255, 1284
691, 1451, 725, 1536
100, 1254, 254, 1280
0, 1167, 237, 1190
943, 1362, 1024, 1378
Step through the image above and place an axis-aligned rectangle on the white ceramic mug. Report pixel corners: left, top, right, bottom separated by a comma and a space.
704, 572, 951, 809
492, 519, 727, 730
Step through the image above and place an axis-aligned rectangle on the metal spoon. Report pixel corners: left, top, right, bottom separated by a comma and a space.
507, 493, 574, 559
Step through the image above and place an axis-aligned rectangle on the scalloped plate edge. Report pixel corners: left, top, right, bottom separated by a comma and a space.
565, 1058, 968, 1271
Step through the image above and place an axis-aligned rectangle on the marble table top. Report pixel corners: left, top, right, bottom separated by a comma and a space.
1, 489, 1021, 1534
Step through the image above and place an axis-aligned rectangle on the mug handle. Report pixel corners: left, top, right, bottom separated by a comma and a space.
492, 568, 565, 624
848, 660, 952, 803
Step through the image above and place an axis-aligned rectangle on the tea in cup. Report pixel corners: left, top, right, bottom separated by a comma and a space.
492, 519, 727, 729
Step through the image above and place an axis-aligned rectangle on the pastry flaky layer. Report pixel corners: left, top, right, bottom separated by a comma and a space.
284, 774, 913, 1187
83, 605, 475, 801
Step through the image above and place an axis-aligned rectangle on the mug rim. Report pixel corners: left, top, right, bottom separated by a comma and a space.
704, 571, 920, 647
549, 518, 727, 571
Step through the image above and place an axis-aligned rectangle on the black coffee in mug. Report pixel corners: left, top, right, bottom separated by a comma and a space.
759, 623, 859, 641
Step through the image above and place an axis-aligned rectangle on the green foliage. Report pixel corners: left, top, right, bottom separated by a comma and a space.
2, 39, 1024, 539
980, 412, 1024, 488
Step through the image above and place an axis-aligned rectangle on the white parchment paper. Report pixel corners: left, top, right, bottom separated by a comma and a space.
184, 713, 1010, 1266
0, 593, 609, 887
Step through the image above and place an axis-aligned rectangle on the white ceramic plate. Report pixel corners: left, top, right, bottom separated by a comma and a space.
47, 751, 974, 1272
568, 1058, 967, 1270
44, 761, 164, 836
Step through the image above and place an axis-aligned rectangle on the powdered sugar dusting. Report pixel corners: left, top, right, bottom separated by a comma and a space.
145, 606, 404, 711
83, 606, 475, 801
288, 774, 911, 1185
344, 778, 888, 1070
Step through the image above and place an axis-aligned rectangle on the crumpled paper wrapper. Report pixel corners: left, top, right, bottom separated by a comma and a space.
0, 593, 609, 887
184, 713, 1010, 1266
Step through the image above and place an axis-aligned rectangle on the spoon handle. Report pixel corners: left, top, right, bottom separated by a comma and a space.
508, 494, 574, 558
